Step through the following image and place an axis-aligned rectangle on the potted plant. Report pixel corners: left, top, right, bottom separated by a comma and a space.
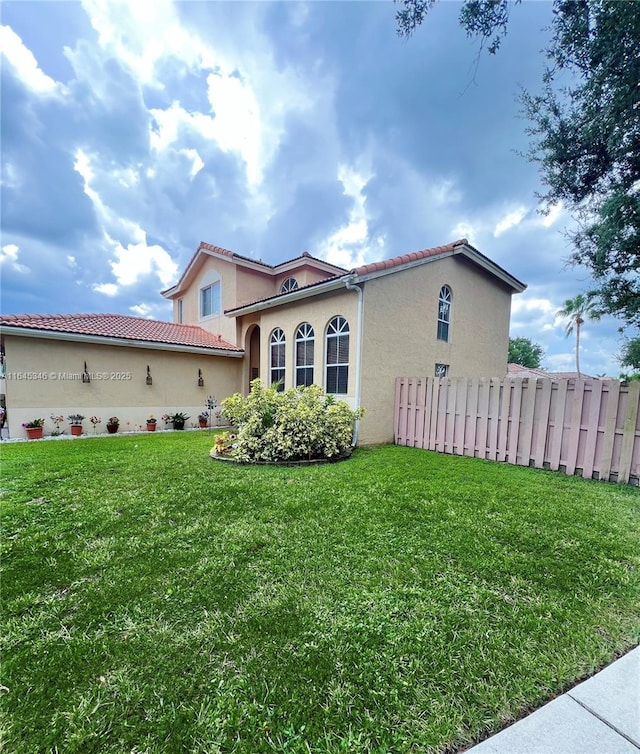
50, 414, 65, 436
67, 414, 85, 436
90, 416, 102, 434
106, 416, 119, 434
165, 411, 189, 430
23, 418, 45, 440
146, 415, 157, 432
198, 410, 209, 429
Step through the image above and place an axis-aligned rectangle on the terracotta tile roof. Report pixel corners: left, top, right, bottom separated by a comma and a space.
353, 239, 466, 276
0, 313, 242, 352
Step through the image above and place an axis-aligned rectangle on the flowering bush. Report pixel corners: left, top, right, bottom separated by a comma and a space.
50, 414, 64, 436
210, 432, 238, 457
219, 379, 364, 463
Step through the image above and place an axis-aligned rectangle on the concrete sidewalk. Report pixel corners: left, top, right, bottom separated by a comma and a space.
465, 646, 639, 753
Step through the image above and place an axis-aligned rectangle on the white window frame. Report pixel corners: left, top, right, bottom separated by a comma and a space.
435, 363, 449, 378
280, 277, 299, 294
325, 316, 349, 395
200, 281, 221, 319
295, 322, 314, 387
177, 298, 183, 324
270, 328, 286, 391
437, 285, 452, 342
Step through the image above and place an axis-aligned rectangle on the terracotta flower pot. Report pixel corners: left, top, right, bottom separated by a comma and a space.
146, 422, 156, 432
26, 426, 44, 440
199, 419, 207, 428
106, 424, 119, 434
173, 420, 185, 430
70, 425, 83, 436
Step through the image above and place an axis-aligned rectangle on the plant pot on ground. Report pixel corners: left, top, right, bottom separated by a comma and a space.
106, 417, 119, 434
22, 418, 45, 439
67, 415, 85, 436
163, 412, 189, 431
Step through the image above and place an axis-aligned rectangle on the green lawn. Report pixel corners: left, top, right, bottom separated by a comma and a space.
1, 433, 639, 753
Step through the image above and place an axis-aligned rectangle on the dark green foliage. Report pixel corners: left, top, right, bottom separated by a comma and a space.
1, 435, 639, 752
619, 336, 640, 380
508, 337, 545, 368
396, 0, 640, 330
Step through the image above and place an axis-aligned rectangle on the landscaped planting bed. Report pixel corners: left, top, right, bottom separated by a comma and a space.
1, 433, 638, 752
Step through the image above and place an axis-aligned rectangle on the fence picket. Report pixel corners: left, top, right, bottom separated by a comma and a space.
618, 381, 640, 484
565, 381, 585, 476
497, 380, 511, 462
518, 379, 537, 466
533, 379, 552, 468
507, 379, 523, 464
581, 380, 602, 480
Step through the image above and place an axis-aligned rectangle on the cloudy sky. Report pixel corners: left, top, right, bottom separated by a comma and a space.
0, 0, 627, 376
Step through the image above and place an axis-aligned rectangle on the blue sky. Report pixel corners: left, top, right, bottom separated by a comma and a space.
0, 0, 627, 376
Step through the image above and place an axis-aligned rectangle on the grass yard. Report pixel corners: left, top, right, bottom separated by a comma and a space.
1, 433, 639, 753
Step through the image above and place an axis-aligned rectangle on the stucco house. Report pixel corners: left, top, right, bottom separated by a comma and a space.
0, 238, 525, 442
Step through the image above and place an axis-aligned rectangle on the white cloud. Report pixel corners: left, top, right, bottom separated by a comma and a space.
0, 25, 62, 95
92, 283, 118, 296
110, 239, 178, 288
314, 164, 380, 269
493, 205, 528, 237
450, 221, 478, 246
539, 201, 563, 228
1, 243, 29, 273
130, 303, 152, 318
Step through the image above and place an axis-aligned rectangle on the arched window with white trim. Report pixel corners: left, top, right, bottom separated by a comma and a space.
280, 277, 299, 294
270, 328, 286, 390
325, 316, 349, 394
295, 323, 314, 387
437, 285, 452, 342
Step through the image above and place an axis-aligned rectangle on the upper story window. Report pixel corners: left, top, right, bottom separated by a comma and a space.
437, 285, 452, 342
325, 316, 349, 395
280, 277, 299, 294
201, 281, 221, 319
177, 299, 183, 324
295, 322, 314, 387
270, 328, 286, 391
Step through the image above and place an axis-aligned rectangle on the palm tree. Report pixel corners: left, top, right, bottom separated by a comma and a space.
556, 294, 599, 378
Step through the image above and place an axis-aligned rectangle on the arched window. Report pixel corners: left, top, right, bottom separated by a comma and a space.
295, 323, 314, 387
325, 316, 349, 394
437, 285, 452, 342
280, 277, 299, 293
270, 328, 286, 390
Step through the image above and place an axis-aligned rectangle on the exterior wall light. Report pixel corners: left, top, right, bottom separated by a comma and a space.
81, 361, 91, 383
146, 365, 153, 386
198, 368, 204, 387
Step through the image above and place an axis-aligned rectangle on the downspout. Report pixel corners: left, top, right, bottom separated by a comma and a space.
344, 276, 363, 446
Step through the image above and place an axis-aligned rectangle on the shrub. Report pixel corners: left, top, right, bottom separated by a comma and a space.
220, 380, 364, 462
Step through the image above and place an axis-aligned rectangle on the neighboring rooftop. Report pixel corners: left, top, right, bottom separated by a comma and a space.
0, 313, 242, 353
507, 363, 593, 380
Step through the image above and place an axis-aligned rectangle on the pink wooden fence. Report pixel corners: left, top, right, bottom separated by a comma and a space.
394, 377, 640, 485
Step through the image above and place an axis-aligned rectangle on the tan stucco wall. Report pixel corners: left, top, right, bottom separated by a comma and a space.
2, 335, 242, 438
172, 256, 240, 344
358, 256, 513, 445
238, 288, 359, 401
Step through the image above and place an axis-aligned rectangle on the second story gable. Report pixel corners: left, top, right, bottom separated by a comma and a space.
161, 242, 347, 345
